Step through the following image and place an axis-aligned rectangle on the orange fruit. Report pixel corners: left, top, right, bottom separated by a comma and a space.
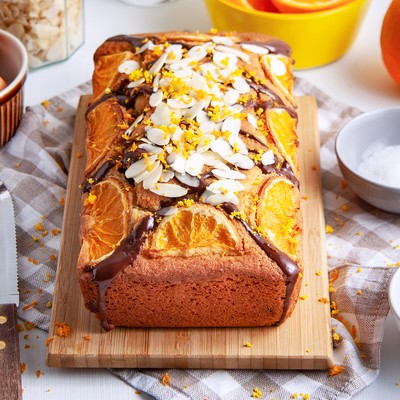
150, 205, 242, 257
266, 107, 298, 174
256, 176, 301, 260
239, 0, 280, 12
80, 178, 129, 264
381, 0, 400, 84
91, 51, 134, 102
270, 0, 353, 13
85, 98, 126, 174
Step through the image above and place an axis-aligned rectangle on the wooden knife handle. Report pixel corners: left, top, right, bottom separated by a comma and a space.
0, 304, 22, 400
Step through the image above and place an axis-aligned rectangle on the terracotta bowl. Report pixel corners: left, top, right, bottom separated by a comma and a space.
0, 29, 28, 147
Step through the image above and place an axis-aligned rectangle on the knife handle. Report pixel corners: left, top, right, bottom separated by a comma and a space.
0, 304, 22, 400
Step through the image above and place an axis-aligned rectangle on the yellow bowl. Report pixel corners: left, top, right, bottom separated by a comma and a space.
204, 0, 370, 69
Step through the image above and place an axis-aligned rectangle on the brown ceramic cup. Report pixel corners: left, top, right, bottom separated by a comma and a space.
0, 29, 28, 147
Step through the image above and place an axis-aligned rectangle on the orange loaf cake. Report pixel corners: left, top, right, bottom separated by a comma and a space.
77, 31, 302, 331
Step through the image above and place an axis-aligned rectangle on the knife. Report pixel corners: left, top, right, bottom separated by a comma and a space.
0, 180, 22, 400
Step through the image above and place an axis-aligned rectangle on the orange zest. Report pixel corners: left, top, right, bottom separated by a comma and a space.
271, 0, 353, 13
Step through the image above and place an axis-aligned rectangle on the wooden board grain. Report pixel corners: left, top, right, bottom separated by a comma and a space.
46, 95, 333, 369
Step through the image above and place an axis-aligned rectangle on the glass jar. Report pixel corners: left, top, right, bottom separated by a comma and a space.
0, 0, 84, 68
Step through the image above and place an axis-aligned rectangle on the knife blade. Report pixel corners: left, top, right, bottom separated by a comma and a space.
0, 180, 22, 400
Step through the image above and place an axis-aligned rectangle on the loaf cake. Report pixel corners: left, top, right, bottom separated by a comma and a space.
77, 31, 302, 331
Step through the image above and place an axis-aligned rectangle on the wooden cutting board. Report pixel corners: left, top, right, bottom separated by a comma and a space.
46, 95, 333, 369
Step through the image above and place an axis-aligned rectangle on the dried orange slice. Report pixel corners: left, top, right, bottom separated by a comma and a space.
256, 176, 301, 260
266, 107, 298, 174
85, 98, 126, 174
91, 51, 134, 102
271, 0, 353, 13
150, 205, 242, 257
261, 54, 294, 104
80, 178, 129, 264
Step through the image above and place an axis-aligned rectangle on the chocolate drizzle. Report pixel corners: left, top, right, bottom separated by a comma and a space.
221, 202, 300, 324
91, 215, 158, 331
82, 159, 117, 193
259, 160, 299, 189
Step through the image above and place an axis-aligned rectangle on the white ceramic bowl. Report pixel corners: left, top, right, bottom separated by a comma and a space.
0, 29, 28, 147
335, 108, 400, 214
389, 268, 400, 334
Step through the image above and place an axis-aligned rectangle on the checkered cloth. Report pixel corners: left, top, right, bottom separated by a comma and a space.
0, 78, 397, 400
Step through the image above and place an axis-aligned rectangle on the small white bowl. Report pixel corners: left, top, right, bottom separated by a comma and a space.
335, 108, 400, 214
389, 268, 400, 334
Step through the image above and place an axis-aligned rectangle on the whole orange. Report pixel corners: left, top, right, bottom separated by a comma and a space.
381, 0, 400, 84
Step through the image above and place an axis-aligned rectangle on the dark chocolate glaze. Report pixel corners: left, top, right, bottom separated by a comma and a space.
221, 202, 299, 324
259, 159, 299, 189
82, 159, 117, 193
106, 34, 161, 51
92, 215, 158, 331
240, 39, 292, 57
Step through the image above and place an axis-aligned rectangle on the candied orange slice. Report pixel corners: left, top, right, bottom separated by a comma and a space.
150, 205, 242, 257
266, 107, 298, 174
261, 54, 294, 103
85, 98, 125, 174
80, 178, 129, 264
271, 0, 352, 13
256, 176, 301, 260
91, 51, 134, 102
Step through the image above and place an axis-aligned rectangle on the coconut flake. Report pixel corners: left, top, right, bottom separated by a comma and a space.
137, 40, 154, 54
261, 150, 275, 166
212, 36, 234, 46
270, 57, 287, 76
149, 90, 163, 107
223, 89, 240, 106
207, 178, 245, 194
226, 153, 254, 170
186, 99, 207, 120
142, 162, 163, 189
241, 43, 269, 55
127, 78, 146, 89
215, 45, 250, 62
159, 169, 175, 182
158, 206, 178, 216
148, 51, 169, 75
187, 45, 208, 61
147, 127, 170, 146
205, 192, 239, 206
213, 51, 238, 70
165, 44, 183, 64
151, 102, 171, 126
175, 172, 201, 187
118, 60, 140, 74
152, 73, 161, 92
228, 134, 248, 155
167, 95, 196, 109
232, 76, 250, 94
150, 183, 188, 198
125, 154, 158, 179
168, 154, 187, 174
212, 168, 246, 180
185, 153, 204, 176
222, 116, 241, 136
247, 113, 258, 129
211, 137, 233, 158
124, 113, 144, 136
168, 57, 197, 71
138, 143, 163, 154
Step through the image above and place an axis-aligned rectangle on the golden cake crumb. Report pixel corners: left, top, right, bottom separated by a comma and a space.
325, 224, 334, 234
244, 341, 253, 348
20, 362, 26, 374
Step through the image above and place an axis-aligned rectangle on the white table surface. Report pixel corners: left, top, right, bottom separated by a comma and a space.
20, 0, 400, 398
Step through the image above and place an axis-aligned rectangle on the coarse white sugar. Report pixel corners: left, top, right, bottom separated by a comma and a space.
357, 144, 400, 188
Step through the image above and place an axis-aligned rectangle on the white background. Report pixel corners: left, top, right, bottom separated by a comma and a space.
20, 0, 400, 398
